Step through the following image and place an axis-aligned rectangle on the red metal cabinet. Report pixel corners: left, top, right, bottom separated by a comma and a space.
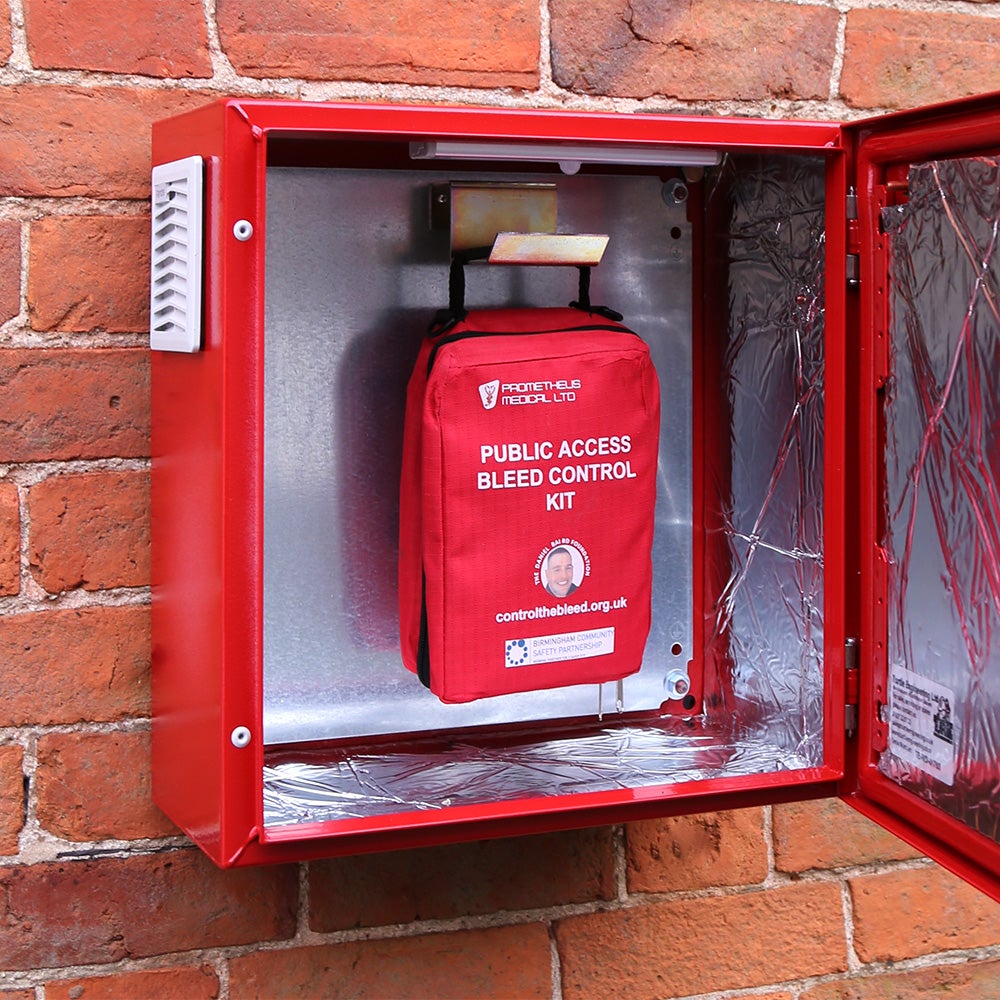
150, 96, 1000, 898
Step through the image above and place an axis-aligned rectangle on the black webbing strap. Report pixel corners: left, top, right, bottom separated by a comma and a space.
438, 250, 620, 328
570, 265, 592, 313
447, 246, 492, 320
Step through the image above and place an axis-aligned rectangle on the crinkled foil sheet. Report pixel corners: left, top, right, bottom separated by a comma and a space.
264, 155, 828, 828
881, 157, 1000, 843
703, 155, 827, 763
264, 721, 816, 826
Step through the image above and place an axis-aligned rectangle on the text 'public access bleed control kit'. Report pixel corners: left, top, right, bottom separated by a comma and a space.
150, 97, 1000, 899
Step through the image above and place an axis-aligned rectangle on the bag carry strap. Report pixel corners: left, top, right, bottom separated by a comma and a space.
437, 247, 623, 330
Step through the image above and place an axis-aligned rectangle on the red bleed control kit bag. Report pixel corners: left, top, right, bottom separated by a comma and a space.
399, 257, 661, 703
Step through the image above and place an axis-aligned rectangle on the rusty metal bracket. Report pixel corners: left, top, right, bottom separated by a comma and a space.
432, 182, 557, 254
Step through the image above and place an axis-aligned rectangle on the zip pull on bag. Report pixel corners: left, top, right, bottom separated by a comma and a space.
399, 255, 660, 704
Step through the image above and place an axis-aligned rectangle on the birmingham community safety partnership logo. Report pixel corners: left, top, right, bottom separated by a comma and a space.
506, 638, 529, 666
479, 379, 500, 410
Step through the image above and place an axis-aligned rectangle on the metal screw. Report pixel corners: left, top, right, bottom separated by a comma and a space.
233, 219, 254, 241
662, 179, 688, 206
230, 726, 252, 748
664, 669, 691, 700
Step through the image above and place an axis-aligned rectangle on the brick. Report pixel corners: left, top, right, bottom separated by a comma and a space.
229, 924, 551, 999
46, 966, 219, 1000
801, 958, 1000, 1000
626, 807, 767, 892
773, 798, 922, 872
0, 605, 149, 726
549, 0, 838, 101
0, 1, 9, 65
0, 744, 23, 855
0, 86, 207, 199
555, 882, 846, 999
0, 348, 149, 462
24, 0, 210, 77
29, 469, 150, 592
311, 826, 615, 931
0, 481, 18, 595
0, 219, 19, 324
0, 850, 297, 970
841, 10, 1000, 110
850, 865, 1000, 963
29, 216, 149, 333
216, 0, 538, 88
36, 730, 177, 842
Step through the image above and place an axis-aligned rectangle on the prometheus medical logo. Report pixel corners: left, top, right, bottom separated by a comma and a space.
479, 379, 500, 410
505, 638, 529, 666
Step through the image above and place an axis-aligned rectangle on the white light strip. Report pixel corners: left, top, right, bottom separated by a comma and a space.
410, 140, 720, 174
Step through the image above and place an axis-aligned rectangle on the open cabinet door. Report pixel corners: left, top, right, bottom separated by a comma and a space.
844, 92, 1000, 901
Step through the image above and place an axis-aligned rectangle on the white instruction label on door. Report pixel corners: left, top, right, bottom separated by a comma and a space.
888, 666, 956, 786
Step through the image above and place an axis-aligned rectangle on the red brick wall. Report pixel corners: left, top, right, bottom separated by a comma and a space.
3, 1, 1000, 996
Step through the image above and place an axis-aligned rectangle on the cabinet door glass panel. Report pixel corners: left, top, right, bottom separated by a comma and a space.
882, 156, 1000, 844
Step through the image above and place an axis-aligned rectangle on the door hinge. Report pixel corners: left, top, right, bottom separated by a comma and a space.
846, 186, 860, 289
846, 253, 860, 288
844, 636, 860, 739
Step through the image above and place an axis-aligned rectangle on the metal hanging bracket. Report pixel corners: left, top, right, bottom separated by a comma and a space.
488, 231, 609, 266
432, 182, 609, 266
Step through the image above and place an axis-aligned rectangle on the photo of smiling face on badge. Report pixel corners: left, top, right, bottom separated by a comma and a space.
541, 544, 583, 599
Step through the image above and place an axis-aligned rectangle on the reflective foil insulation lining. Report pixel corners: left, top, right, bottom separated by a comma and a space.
262, 155, 828, 828
264, 723, 812, 826
881, 156, 1000, 845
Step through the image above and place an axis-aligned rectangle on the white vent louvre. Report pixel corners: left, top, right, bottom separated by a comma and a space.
150, 156, 204, 352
